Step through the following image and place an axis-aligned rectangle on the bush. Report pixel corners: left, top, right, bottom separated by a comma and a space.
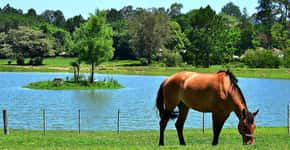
162, 52, 183, 67
16, 56, 25, 65
242, 48, 280, 68
139, 58, 149, 66
29, 57, 43, 66
283, 47, 290, 68
53, 78, 64, 87
7, 60, 12, 65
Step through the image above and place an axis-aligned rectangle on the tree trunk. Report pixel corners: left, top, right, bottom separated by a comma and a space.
76, 66, 80, 82
90, 63, 95, 83
73, 67, 77, 82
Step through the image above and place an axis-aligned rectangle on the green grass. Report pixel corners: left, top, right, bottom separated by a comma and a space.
0, 127, 288, 149
24, 79, 124, 90
0, 57, 289, 79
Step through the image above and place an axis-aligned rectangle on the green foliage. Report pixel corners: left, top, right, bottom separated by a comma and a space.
283, 47, 290, 68
221, 2, 242, 18
73, 10, 114, 83
167, 3, 183, 18
65, 15, 85, 33
39, 23, 73, 56
29, 56, 43, 66
165, 21, 186, 52
271, 22, 289, 49
52, 78, 64, 87
40, 10, 66, 27
186, 6, 225, 67
24, 77, 124, 90
0, 43, 13, 58
162, 51, 183, 67
128, 10, 170, 64
16, 55, 24, 65
243, 48, 280, 68
5, 26, 51, 65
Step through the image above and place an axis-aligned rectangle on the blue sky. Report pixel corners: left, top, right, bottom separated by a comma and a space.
0, 0, 259, 19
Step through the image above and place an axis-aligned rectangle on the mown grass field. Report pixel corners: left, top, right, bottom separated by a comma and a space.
0, 127, 288, 149
0, 57, 289, 79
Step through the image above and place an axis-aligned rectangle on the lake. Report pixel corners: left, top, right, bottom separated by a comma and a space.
0, 72, 289, 131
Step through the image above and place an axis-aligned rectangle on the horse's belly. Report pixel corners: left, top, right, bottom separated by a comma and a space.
182, 92, 215, 112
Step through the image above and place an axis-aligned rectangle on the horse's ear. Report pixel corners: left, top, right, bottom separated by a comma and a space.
252, 109, 259, 117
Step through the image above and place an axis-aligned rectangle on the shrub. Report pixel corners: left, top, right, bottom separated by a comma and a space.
16, 56, 25, 65
162, 52, 183, 67
242, 48, 280, 68
139, 58, 149, 66
7, 60, 12, 65
53, 78, 64, 87
29, 57, 43, 66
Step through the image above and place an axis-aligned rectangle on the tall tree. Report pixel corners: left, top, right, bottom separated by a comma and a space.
165, 21, 186, 52
26, 8, 37, 17
73, 11, 114, 83
271, 22, 289, 49
128, 10, 170, 64
186, 6, 224, 67
167, 3, 183, 18
256, 0, 274, 48
237, 8, 255, 55
65, 15, 85, 33
41, 10, 66, 27
272, 0, 289, 26
221, 2, 242, 18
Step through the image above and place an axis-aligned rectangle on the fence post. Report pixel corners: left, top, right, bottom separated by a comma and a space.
78, 109, 81, 134
288, 104, 290, 134
202, 112, 205, 134
43, 109, 46, 135
3, 110, 9, 135
117, 109, 120, 134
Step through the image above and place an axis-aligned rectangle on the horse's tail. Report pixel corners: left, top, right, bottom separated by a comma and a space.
156, 81, 179, 119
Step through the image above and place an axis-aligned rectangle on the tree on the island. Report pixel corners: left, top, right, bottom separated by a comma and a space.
70, 60, 80, 82
73, 10, 114, 83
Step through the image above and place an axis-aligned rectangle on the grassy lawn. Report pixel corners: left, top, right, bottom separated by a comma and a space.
0, 57, 289, 79
0, 127, 288, 149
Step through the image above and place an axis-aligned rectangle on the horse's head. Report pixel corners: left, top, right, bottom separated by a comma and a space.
238, 109, 259, 145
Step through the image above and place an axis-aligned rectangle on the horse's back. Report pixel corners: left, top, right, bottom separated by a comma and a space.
163, 71, 229, 112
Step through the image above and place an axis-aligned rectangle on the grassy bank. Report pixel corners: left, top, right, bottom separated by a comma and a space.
0, 57, 289, 79
0, 127, 288, 149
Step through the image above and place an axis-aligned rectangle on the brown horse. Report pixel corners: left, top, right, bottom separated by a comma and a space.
156, 70, 259, 145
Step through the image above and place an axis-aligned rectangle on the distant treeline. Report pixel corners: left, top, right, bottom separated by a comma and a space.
0, 1, 289, 68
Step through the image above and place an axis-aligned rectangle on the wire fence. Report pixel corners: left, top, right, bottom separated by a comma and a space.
2, 104, 290, 135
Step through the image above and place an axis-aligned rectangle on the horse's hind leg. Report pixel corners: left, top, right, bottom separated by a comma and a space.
175, 102, 189, 145
159, 110, 172, 146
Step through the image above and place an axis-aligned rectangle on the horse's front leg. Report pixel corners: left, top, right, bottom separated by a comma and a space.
212, 111, 230, 145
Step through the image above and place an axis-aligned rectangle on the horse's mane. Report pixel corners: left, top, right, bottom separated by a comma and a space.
217, 70, 247, 108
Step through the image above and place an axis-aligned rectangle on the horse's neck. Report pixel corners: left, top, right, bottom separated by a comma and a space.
231, 90, 248, 120
233, 102, 247, 120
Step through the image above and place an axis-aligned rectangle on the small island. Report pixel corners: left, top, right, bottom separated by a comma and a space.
24, 77, 124, 90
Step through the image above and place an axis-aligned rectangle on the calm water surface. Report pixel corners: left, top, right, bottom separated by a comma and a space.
0, 72, 289, 131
